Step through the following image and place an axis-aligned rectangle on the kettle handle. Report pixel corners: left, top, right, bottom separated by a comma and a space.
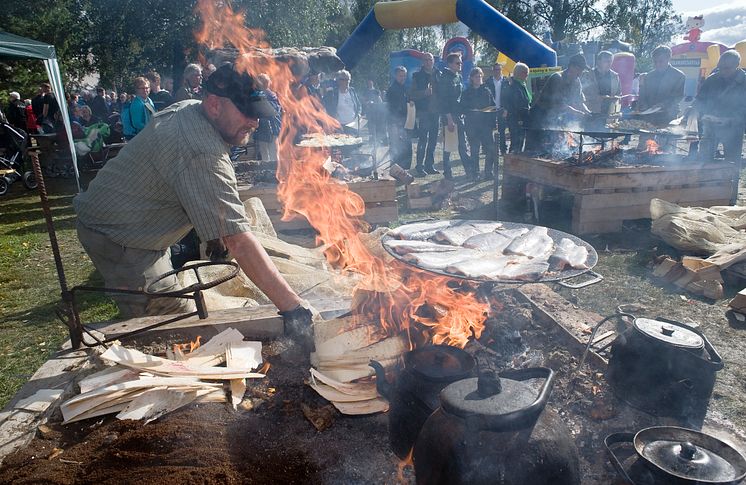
497, 367, 555, 421
654, 316, 724, 371
604, 432, 637, 485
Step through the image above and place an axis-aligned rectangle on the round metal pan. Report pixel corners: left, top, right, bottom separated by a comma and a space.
382, 220, 598, 284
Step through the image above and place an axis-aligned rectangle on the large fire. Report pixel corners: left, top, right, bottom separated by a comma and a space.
195, 0, 488, 348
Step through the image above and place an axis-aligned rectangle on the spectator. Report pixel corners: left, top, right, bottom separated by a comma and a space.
173, 63, 203, 103
484, 62, 509, 156
78, 105, 101, 127
146, 71, 173, 111
204, 63, 217, 79
385, 66, 412, 169
322, 70, 361, 135
460, 67, 497, 180
254, 73, 282, 163
31, 87, 44, 122
6, 91, 26, 131
114, 92, 128, 114
303, 72, 324, 100
40, 83, 59, 133
90, 86, 110, 121
436, 52, 471, 179
502, 63, 531, 153
410, 52, 440, 176
24, 99, 38, 134
127, 77, 155, 139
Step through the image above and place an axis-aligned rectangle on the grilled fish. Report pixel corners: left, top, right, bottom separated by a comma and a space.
549, 238, 589, 270
504, 226, 554, 260
434, 222, 504, 246
389, 220, 451, 240
446, 255, 527, 279
497, 261, 550, 281
402, 249, 481, 271
385, 239, 461, 255
463, 228, 529, 252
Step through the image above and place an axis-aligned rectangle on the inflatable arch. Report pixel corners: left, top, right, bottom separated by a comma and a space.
337, 0, 557, 69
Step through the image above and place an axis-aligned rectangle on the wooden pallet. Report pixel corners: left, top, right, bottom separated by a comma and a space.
503, 154, 738, 234
237, 178, 398, 230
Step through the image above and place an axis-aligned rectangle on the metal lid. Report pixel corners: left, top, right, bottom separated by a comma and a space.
634, 318, 704, 349
636, 427, 746, 483
405, 345, 475, 382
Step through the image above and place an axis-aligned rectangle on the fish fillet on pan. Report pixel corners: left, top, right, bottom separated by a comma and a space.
384, 239, 462, 255
548, 238, 589, 270
389, 220, 451, 240
462, 228, 529, 252
402, 249, 481, 271
504, 226, 554, 259
446, 255, 528, 279
433, 222, 504, 246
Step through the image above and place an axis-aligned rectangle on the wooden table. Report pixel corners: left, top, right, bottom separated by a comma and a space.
502, 154, 738, 234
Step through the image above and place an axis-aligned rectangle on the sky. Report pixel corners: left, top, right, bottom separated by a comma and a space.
672, 0, 746, 46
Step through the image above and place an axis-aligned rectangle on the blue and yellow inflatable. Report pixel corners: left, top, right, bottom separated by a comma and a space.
338, 0, 556, 69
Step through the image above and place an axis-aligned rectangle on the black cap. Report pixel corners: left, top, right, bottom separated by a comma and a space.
204, 63, 277, 119
568, 53, 588, 70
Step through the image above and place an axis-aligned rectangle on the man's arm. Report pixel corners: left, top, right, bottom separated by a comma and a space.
223, 231, 301, 312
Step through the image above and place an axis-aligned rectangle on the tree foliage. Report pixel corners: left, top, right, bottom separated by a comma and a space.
603, 0, 682, 70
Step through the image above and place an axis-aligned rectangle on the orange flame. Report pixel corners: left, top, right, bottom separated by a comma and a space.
194, 0, 488, 348
397, 448, 414, 483
173, 335, 202, 356
645, 139, 662, 154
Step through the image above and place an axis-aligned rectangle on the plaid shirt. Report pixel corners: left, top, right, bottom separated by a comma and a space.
74, 100, 251, 250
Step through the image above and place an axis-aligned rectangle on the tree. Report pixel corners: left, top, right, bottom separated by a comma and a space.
0, 0, 93, 99
516, 0, 605, 43
603, 0, 681, 70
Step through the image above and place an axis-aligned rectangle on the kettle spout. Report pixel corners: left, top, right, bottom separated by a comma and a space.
369, 360, 392, 399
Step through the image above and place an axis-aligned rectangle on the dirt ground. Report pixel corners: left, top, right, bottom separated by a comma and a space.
2, 284, 743, 484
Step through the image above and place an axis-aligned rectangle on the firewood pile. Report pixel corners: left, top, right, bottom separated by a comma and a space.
566, 146, 621, 166
61, 328, 263, 424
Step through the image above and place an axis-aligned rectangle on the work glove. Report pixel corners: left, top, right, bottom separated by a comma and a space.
205, 238, 230, 262
279, 303, 315, 352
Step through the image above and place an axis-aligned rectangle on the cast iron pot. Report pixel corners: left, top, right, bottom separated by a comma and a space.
607, 316, 723, 419
413, 367, 580, 485
370, 345, 475, 459
606, 426, 746, 484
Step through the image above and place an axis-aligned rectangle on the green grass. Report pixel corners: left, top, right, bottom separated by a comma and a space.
0, 176, 117, 408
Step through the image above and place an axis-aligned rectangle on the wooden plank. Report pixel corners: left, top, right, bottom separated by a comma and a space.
729, 288, 746, 313
572, 199, 732, 224
408, 196, 435, 210
504, 155, 594, 192
591, 167, 736, 190
515, 284, 608, 367
575, 183, 732, 210
89, 298, 351, 342
238, 179, 397, 206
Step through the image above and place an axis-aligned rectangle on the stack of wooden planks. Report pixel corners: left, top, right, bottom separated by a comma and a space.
503, 154, 738, 234
237, 179, 399, 230
60, 328, 263, 424
307, 316, 407, 415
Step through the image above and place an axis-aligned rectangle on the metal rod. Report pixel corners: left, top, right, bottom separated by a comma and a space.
30, 152, 82, 348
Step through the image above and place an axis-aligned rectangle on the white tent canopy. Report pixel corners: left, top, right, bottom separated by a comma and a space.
0, 31, 81, 191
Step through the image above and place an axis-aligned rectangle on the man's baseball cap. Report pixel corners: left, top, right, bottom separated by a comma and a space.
204, 63, 276, 119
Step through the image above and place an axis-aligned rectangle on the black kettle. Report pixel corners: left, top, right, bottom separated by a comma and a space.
413, 367, 580, 485
607, 315, 723, 422
370, 345, 475, 459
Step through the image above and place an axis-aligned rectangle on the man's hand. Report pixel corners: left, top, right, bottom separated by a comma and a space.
279, 304, 315, 351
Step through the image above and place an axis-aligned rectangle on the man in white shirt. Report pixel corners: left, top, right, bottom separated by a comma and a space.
323, 70, 361, 134
485, 62, 508, 155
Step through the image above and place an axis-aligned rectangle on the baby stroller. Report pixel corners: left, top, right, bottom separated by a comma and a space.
0, 122, 37, 196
